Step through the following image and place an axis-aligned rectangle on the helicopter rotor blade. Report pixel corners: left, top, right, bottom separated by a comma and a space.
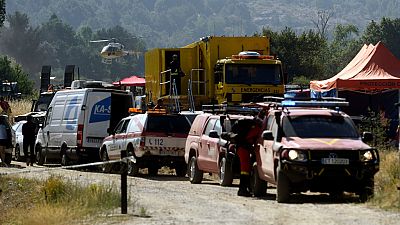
89, 39, 111, 43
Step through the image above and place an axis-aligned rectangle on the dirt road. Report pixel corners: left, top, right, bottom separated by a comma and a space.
1, 163, 399, 225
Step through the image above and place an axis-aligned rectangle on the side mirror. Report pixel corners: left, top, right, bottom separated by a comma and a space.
209, 130, 220, 138
107, 127, 114, 135
362, 131, 373, 142
262, 130, 274, 140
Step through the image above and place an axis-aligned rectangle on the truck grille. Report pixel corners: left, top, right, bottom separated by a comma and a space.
309, 150, 359, 162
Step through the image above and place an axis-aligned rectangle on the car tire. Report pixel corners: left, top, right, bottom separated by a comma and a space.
219, 156, 233, 186
14, 145, 21, 162
127, 159, 139, 176
5, 152, 12, 165
188, 156, 203, 184
252, 163, 267, 197
276, 166, 290, 203
148, 166, 159, 176
101, 150, 112, 173
127, 146, 139, 176
36, 145, 45, 166
61, 150, 69, 166
175, 164, 187, 177
359, 177, 374, 203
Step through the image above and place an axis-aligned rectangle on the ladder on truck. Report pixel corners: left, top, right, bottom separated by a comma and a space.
159, 69, 181, 113
170, 79, 181, 113
187, 78, 195, 112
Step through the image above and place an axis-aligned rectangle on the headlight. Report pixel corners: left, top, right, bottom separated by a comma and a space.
360, 150, 374, 162
287, 149, 307, 161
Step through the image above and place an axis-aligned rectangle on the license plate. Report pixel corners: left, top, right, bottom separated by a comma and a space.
321, 158, 349, 165
147, 138, 164, 146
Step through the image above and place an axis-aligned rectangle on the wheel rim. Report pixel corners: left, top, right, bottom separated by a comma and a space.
219, 158, 226, 183
189, 158, 196, 180
15, 146, 20, 160
61, 153, 67, 166
36, 149, 40, 162
127, 157, 137, 174
101, 152, 108, 172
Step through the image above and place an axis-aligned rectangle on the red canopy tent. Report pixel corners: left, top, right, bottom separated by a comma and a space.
113, 75, 145, 87
310, 42, 400, 92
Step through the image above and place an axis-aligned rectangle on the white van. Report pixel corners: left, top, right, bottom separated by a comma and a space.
35, 88, 133, 165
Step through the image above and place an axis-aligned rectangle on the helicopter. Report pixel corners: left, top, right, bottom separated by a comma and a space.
90, 38, 141, 64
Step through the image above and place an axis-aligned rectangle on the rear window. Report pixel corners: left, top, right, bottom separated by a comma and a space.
146, 115, 191, 134
282, 115, 359, 138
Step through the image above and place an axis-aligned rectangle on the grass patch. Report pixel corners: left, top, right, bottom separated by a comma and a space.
0, 175, 121, 225
369, 150, 400, 211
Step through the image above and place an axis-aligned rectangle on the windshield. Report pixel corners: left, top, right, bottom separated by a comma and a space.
282, 115, 359, 138
225, 64, 281, 85
146, 115, 191, 134
34, 94, 55, 112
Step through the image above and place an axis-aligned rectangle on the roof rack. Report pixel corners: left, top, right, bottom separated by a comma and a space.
202, 104, 260, 115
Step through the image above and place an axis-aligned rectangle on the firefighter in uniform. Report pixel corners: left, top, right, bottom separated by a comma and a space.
231, 117, 262, 196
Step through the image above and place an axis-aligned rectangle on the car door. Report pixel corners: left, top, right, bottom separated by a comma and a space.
198, 118, 218, 172
108, 119, 130, 160
40, 107, 53, 151
259, 114, 277, 183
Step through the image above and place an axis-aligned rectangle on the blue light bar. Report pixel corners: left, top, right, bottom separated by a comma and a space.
281, 100, 349, 108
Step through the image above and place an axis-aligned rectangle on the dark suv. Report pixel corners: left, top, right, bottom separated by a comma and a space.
252, 100, 379, 202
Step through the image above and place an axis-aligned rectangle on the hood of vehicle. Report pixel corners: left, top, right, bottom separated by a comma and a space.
282, 137, 371, 150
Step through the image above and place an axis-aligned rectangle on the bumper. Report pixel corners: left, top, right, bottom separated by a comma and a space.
281, 160, 379, 193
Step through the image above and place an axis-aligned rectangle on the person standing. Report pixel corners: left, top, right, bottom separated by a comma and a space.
169, 54, 184, 95
231, 118, 262, 197
22, 115, 37, 166
0, 97, 11, 115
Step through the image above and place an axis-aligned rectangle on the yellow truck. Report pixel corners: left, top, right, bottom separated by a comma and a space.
145, 36, 285, 109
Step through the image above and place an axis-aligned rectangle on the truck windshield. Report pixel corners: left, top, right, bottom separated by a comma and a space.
225, 64, 281, 85
282, 115, 359, 138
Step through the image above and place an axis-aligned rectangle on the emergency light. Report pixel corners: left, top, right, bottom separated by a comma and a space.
281, 100, 349, 108
231, 51, 275, 60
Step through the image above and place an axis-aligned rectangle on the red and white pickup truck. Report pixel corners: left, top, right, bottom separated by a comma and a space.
184, 113, 252, 186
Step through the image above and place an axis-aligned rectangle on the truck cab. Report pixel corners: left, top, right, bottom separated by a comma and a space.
214, 51, 284, 103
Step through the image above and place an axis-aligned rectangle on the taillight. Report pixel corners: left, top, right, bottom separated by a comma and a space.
77, 124, 84, 147
140, 137, 145, 147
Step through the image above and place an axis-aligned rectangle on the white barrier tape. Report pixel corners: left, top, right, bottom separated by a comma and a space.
0, 156, 136, 176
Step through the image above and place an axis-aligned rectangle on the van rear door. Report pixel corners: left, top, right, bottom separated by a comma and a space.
110, 92, 133, 131
84, 91, 112, 148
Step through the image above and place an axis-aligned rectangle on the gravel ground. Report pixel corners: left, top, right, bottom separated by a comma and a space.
1, 162, 399, 225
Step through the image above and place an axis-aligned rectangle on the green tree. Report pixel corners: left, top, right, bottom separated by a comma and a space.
327, 24, 361, 76
0, 56, 33, 95
0, 12, 44, 74
262, 27, 328, 82
0, 0, 5, 28
361, 17, 400, 58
